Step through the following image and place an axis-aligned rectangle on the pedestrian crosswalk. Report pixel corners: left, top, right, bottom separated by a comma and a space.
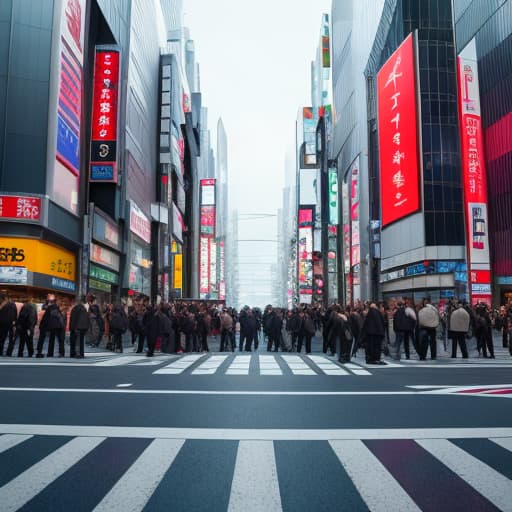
151, 353, 373, 377
0, 427, 510, 511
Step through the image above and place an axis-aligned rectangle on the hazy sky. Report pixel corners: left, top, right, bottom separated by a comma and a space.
183, 0, 332, 305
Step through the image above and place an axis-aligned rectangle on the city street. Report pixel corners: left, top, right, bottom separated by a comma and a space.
0, 338, 511, 511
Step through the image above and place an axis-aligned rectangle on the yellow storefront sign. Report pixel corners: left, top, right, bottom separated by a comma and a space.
174, 253, 182, 290
0, 237, 76, 281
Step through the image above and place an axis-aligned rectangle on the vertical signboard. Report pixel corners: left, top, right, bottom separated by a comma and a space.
457, 41, 492, 305
199, 237, 210, 295
342, 176, 351, 304
328, 168, 338, 225
303, 107, 318, 165
298, 226, 313, 304
53, 0, 85, 214
90, 47, 121, 182
377, 33, 421, 227
350, 158, 360, 268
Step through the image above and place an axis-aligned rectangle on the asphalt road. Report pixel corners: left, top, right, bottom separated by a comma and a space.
0, 346, 511, 511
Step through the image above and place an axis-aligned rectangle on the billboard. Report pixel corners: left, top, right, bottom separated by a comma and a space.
298, 226, 313, 303
457, 40, 492, 305
303, 107, 317, 163
377, 32, 420, 227
200, 206, 215, 236
350, 158, 360, 268
199, 236, 209, 295
328, 168, 338, 225
52, 0, 85, 214
90, 47, 121, 182
200, 179, 216, 205
299, 169, 319, 206
298, 207, 314, 227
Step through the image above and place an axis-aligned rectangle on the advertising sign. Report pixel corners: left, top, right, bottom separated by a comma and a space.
303, 107, 318, 163
90, 47, 120, 182
199, 236, 209, 294
298, 226, 313, 302
200, 179, 216, 205
52, 0, 85, 214
174, 254, 182, 291
172, 203, 183, 243
299, 169, 319, 206
200, 206, 216, 237
377, 33, 420, 227
0, 267, 28, 285
93, 210, 120, 250
0, 196, 42, 223
457, 40, 492, 305
328, 169, 338, 225
91, 243, 120, 272
0, 237, 75, 284
298, 207, 314, 227
350, 158, 360, 267
129, 201, 151, 244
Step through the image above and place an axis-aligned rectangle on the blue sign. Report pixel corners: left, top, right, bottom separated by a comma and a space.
57, 115, 79, 173
51, 277, 76, 292
90, 164, 114, 181
497, 276, 512, 285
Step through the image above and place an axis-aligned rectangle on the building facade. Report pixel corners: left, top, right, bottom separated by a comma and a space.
453, 0, 512, 305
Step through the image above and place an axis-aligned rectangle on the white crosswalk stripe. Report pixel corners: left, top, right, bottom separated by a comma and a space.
153, 354, 205, 374
330, 440, 422, 512
280, 354, 316, 375
258, 355, 283, 375
93, 438, 184, 512
0, 429, 511, 511
192, 355, 228, 374
226, 355, 251, 375
0, 436, 104, 512
416, 438, 512, 511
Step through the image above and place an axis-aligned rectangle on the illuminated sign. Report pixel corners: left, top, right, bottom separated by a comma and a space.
328, 169, 338, 225
91, 243, 120, 272
200, 179, 216, 205
298, 226, 313, 302
457, 41, 492, 304
0, 237, 76, 285
200, 206, 215, 236
129, 201, 151, 244
90, 47, 120, 182
199, 236, 209, 294
377, 33, 420, 227
0, 196, 42, 223
298, 207, 314, 227
174, 254, 182, 291
350, 158, 360, 268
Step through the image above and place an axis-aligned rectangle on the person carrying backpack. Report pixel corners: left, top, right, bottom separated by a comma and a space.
109, 303, 128, 353
69, 299, 90, 358
37, 298, 65, 357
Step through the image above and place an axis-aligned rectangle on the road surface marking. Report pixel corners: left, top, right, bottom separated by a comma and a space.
115, 383, 133, 388
490, 437, 512, 453
226, 355, 251, 375
0, 436, 104, 512
191, 355, 227, 375
228, 440, 282, 512
330, 439, 421, 512
1, 425, 511, 441
93, 356, 148, 366
306, 355, 349, 375
280, 355, 315, 375
0, 434, 33, 454
259, 355, 282, 375
153, 354, 205, 374
416, 439, 512, 511
93, 438, 184, 512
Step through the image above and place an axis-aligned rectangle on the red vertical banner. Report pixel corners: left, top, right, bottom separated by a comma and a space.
90, 48, 120, 182
377, 33, 421, 227
457, 43, 492, 305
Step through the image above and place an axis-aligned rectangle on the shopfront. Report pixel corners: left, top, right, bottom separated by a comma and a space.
0, 237, 76, 306
127, 201, 152, 298
88, 208, 121, 303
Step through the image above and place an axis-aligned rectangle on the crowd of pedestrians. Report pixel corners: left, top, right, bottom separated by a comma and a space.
1, 291, 511, 361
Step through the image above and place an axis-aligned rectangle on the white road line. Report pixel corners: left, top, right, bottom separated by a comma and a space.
0, 436, 104, 512
259, 355, 282, 375
306, 355, 349, 375
351, 369, 372, 376
490, 437, 512, 453
93, 356, 148, 366
416, 439, 512, 511
280, 355, 315, 375
330, 440, 421, 512
0, 387, 422, 396
116, 384, 133, 388
191, 355, 228, 375
228, 440, 282, 512
0, 434, 32, 454
226, 356, 251, 375
93, 438, 184, 512
153, 354, 205, 374
2, 425, 511, 441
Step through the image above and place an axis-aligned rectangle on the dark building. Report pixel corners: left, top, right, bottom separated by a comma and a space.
365, 0, 467, 303
454, 0, 512, 305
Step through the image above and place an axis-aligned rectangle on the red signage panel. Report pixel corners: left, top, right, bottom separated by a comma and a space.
377, 33, 420, 227
0, 196, 42, 222
90, 48, 120, 182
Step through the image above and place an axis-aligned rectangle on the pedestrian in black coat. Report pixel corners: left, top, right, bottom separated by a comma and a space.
362, 303, 385, 364
15, 300, 37, 357
109, 304, 128, 353
38, 301, 65, 357
69, 300, 89, 358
